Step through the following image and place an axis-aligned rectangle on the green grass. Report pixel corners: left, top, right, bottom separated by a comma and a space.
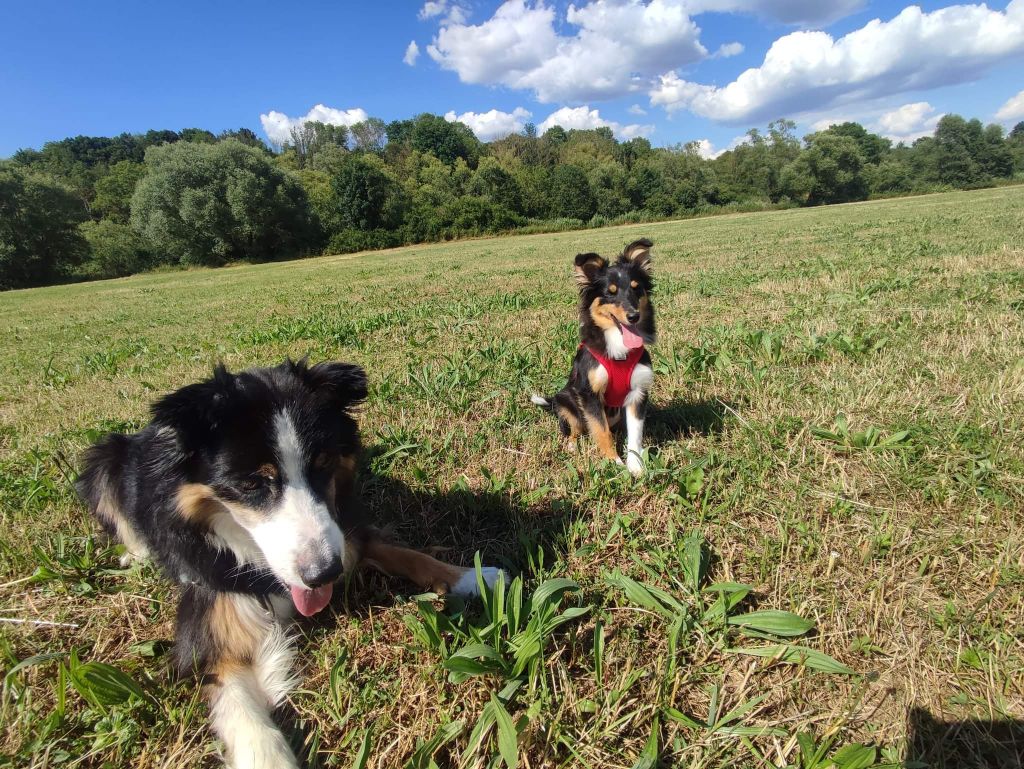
2, 186, 1023, 768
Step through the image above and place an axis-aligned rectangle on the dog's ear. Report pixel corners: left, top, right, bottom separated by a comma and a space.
302, 361, 368, 413
574, 252, 607, 288
621, 238, 653, 274
151, 363, 237, 444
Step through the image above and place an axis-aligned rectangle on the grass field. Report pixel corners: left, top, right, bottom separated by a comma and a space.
2, 186, 1023, 768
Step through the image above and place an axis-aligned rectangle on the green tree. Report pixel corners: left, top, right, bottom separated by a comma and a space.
349, 118, 387, 153
546, 164, 596, 220
781, 133, 867, 205
331, 153, 404, 231
131, 140, 317, 266
80, 219, 152, 278
0, 163, 89, 289
92, 160, 146, 223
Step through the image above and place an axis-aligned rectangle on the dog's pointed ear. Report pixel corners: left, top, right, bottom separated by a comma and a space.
622, 238, 653, 274
574, 252, 607, 288
302, 361, 368, 413
151, 363, 237, 444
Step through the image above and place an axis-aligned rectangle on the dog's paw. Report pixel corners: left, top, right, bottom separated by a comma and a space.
451, 566, 508, 598
626, 452, 644, 476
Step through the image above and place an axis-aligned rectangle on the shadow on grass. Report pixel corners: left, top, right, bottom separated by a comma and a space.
647, 397, 735, 442
907, 708, 1024, 769
287, 459, 575, 767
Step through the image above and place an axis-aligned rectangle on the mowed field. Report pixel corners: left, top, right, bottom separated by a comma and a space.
2, 186, 1023, 768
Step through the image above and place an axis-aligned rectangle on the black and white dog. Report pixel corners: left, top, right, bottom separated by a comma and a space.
77, 359, 502, 769
531, 239, 656, 475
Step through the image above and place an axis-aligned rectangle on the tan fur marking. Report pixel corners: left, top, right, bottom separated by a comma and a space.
256, 463, 278, 481
574, 254, 607, 287
176, 483, 228, 525
209, 593, 267, 664
607, 409, 623, 429
630, 280, 638, 288
583, 410, 619, 461
361, 539, 467, 594
608, 283, 617, 294
587, 365, 608, 394
95, 485, 149, 561
589, 297, 628, 331
639, 295, 649, 311
555, 404, 582, 438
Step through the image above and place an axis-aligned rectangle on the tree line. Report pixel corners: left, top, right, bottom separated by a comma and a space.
2, 113, 1022, 289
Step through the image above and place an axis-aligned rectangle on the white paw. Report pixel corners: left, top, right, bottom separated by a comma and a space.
626, 452, 644, 476
451, 567, 507, 597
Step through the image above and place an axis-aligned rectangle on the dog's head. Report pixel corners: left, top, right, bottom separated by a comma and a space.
575, 238, 656, 353
153, 359, 366, 616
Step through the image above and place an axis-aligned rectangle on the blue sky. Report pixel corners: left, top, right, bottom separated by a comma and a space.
2, 0, 1023, 158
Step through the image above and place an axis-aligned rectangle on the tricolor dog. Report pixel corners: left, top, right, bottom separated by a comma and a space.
532, 239, 656, 475
77, 359, 502, 769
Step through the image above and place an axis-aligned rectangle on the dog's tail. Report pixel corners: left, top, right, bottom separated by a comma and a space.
530, 393, 556, 411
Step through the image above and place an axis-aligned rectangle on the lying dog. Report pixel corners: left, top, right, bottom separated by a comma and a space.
77, 359, 502, 769
532, 238, 656, 475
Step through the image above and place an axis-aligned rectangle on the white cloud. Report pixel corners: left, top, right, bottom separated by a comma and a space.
444, 107, 533, 141
419, 0, 467, 24
685, 0, 865, 26
876, 101, 943, 142
651, 0, 1024, 123
712, 41, 744, 58
427, 0, 705, 103
628, 104, 648, 116
692, 139, 724, 159
538, 106, 653, 140
996, 89, 1024, 122
404, 40, 421, 66
259, 104, 369, 146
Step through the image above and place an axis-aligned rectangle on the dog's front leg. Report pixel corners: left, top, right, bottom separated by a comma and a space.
624, 398, 646, 476
208, 662, 299, 769
180, 590, 299, 769
361, 537, 505, 597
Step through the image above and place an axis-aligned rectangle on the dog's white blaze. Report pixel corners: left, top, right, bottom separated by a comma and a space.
624, 364, 652, 476
210, 666, 299, 769
603, 327, 629, 360
246, 412, 345, 588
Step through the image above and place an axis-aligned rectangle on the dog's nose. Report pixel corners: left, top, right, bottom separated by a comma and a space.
299, 554, 343, 588
626, 311, 641, 324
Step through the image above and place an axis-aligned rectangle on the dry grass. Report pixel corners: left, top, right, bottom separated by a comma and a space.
1, 186, 1023, 768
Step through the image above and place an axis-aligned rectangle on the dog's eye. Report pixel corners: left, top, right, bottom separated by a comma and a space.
256, 463, 278, 481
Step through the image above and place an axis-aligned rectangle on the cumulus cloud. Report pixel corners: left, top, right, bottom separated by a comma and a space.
995, 89, 1024, 122
628, 104, 648, 116
650, 0, 1024, 123
876, 101, 943, 142
685, 0, 865, 26
538, 105, 653, 140
419, 0, 468, 24
404, 40, 420, 66
444, 107, 533, 141
691, 139, 724, 159
712, 41, 745, 58
259, 104, 369, 146
428, 0, 705, 103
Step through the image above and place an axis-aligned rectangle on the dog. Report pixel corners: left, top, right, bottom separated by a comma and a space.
531, 238, 656, 475
76, 359, 503, 769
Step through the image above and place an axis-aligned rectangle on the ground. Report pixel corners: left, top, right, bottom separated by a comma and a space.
1, 186, 1022, 768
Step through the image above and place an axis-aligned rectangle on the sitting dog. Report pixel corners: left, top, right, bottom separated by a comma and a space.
77, 359, 502, 769
531, 238, 656, 475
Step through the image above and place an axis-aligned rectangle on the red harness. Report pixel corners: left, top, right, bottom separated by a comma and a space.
583, 344, 645, 409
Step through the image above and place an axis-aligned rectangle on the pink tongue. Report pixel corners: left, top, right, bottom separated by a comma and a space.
290, 583, 334, 617
620, 324, 644, 349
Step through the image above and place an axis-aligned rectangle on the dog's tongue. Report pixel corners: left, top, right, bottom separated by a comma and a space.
620, 323, 644, 350
290, 583, 333, 617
